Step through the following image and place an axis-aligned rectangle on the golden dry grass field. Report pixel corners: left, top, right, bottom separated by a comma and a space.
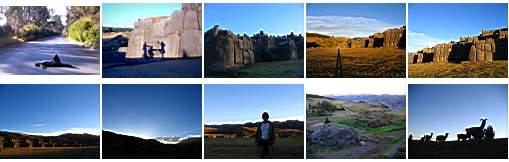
408, 61, 508, 78
306, 47, 406, 78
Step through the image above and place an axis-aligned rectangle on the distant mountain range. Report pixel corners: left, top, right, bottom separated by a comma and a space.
102, 130, 201, 159
206, 120, 304, 130
0, 131, 99, 146
308, 94, 406, 110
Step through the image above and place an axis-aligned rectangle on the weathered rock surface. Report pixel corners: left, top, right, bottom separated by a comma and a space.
411, 28, 507, 64
126, 3, 202, 59
205, 25, 303, 73
350, 26, 406, 48
309, 123, 358, 148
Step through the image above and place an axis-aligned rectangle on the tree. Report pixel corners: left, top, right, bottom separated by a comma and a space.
66, 6, 99, 27
0, 6, 51, 36
485, 125, 495, 140
318, 100, 336, 116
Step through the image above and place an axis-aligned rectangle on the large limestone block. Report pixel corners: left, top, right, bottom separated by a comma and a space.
485, 52, 493, 61
182, 3, 201, 11
469, 45, 477, 61
166, 10, 184, 35
183, 10, 199, 30
180, 29, 202, 57
126, 29, 145, 58
476, 49, 485, 61
161, 33, 181, 58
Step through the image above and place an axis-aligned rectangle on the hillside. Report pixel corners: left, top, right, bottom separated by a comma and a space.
102, 130, 201, 159
0, 131, 99, 146
327, 94, 406, 109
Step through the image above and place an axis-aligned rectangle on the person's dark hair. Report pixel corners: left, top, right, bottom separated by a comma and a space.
262, 112, 269, 120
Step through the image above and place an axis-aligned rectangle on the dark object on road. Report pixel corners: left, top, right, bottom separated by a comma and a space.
35, 54, 77, 69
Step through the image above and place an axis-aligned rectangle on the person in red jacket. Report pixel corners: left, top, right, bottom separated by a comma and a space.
255, 112, 275, 159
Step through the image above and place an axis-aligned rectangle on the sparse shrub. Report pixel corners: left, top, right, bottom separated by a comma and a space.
67, 16, 99, 44
485, 125, 495, 140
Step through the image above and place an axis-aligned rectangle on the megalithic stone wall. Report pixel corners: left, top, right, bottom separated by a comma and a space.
412, 28, 507, 64
126, 3, 202, 59
348, 26, 405, 48
205, 25, 303, 73
433, 43, 453, 62
383, 27, 405, 48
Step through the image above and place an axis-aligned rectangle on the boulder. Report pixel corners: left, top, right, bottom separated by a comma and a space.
309, 123, 358, 148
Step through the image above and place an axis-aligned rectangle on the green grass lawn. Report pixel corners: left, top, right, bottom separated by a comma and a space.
238, 59, 304, 78
205, 136, 304, 159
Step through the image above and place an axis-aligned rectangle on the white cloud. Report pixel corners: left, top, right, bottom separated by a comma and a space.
156, 134, 202, 144
2, 127, 99, 136
408, 30, 454, 52
307, 16, 401, 38
30, 123, 46, 127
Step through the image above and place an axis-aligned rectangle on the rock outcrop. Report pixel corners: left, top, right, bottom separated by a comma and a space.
410, 28, 507, 64
350, 26, 406, 49
126, 3, 202, 59
309, 123, 358, 148
205, 25, 303, 73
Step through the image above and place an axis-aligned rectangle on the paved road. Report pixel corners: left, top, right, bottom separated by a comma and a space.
0, 36, 99, 75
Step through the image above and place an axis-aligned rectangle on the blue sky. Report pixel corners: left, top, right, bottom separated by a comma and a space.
307, 3, 405, 38
408, 3, 508, 52
205, 3, 304, 36
102, 84, 202, 142
409, 84, 508, 140
102, 3, 181, 28
205, 84, 304, 125
0, 85, 99, 136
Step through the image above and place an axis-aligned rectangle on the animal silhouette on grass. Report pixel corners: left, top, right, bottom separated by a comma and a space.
436, 133, 449, 142
420, 132, 433, 142
466, 118, 488, 140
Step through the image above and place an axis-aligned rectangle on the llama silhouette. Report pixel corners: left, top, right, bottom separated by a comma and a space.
420, 132, 433, 142
466, 118, 488, 140
457, 133, 470, 141
436, 133, 449, 142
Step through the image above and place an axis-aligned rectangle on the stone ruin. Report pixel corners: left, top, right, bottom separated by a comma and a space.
410, 28, 508, 64
350, 26, 406, 49
126, 3, 202, 59
205, 25, 304, 73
